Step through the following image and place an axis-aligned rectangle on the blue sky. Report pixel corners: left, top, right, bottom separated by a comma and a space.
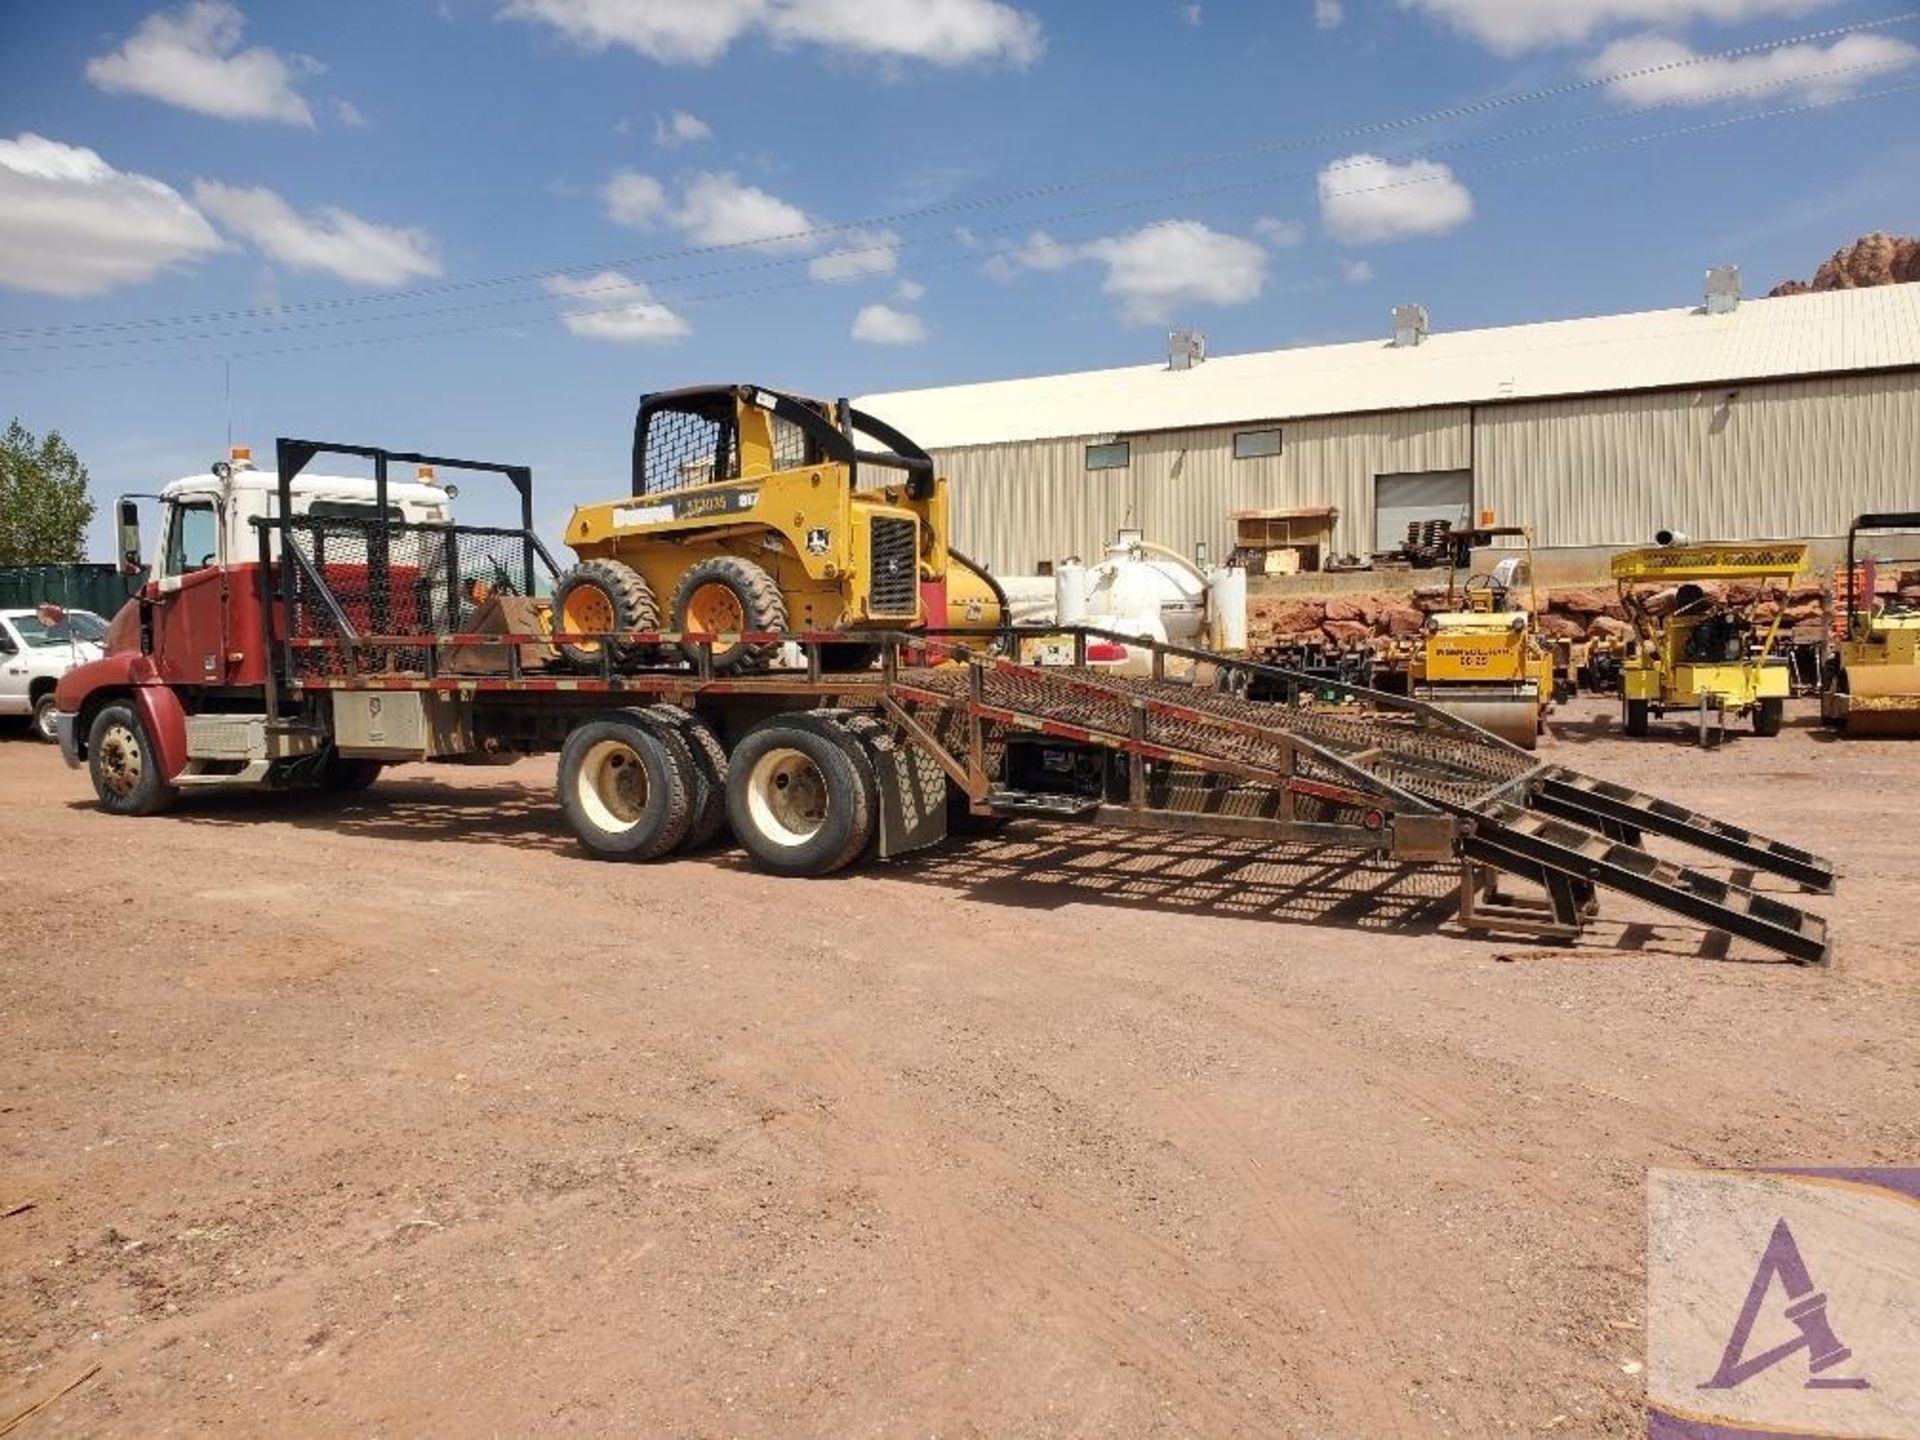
1, 0, 1916, 551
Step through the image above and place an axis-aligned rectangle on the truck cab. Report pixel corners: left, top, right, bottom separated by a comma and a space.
55, 447, 454, 792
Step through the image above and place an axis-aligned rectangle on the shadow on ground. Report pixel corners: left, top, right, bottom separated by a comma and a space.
72, 772, 1780, 961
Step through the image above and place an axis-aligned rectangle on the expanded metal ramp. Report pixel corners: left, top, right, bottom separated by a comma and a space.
894, 637, 1834, 965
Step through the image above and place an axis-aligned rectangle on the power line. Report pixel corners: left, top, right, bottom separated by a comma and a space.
4, 78, 1908, 379
1, 8, 1913, 344
2, 55, 1909, 358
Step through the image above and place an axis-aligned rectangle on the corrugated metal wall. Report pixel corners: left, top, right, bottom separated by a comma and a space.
926, 369, 1916, 572
1475, 369, 1920, 547
931, 408, 1470, 572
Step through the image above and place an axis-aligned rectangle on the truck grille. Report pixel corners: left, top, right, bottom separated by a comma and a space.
868, 516, 919, 617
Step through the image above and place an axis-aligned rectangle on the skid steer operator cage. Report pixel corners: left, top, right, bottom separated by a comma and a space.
267, 439, 564, 681
630, 384, 936, 499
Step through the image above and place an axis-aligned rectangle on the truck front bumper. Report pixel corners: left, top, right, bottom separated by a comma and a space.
56, 712, 82, 768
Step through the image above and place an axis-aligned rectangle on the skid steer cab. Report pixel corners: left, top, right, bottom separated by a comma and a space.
554, 384, 1005, 676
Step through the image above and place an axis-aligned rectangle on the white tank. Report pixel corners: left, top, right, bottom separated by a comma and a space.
1054, 559, 1088, 626
1087, 541, 1207, 646
1207, 566, 1249, 653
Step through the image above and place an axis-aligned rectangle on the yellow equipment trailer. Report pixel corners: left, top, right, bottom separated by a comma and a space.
1821, 511, 1920, 737
554, 385, 1005, 674
1407, 525, 1556, 750
1612, 540, 1807, 743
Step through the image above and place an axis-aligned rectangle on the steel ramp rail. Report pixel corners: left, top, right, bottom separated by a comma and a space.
1466, 805, 1831, 965
1528, 769, 1836, 894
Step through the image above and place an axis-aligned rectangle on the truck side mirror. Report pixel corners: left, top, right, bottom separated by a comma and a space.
117, 498, 144, 577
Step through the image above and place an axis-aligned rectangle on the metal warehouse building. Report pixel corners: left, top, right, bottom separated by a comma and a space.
858, 282, 1920, 576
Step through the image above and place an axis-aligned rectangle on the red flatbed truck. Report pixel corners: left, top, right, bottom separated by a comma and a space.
55, 434, 1837, 963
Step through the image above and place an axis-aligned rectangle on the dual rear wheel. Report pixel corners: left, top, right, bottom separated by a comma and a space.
556, 710, 877, 876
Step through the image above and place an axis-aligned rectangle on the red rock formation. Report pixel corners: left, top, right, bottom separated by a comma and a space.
1769, 232, 1920, 297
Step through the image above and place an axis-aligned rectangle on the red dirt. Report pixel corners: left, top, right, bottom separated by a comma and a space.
2, 698, 1915, 1436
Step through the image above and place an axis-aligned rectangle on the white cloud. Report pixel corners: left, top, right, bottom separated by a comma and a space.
192, 181, 440, 286
851, 302, 927, 345
671, 170, 813, 249
1181, 4, 1203, 25
1083, 222, 1268, 325
603, 169, 669, 227
86, 1, 316, 126
1317, 153, 1474, 244
0, 133, 225, 296
893, 278, 926, 301
808, 226, 899, 281
983, 228, 1078, 280
1401, 0, 1826, 54
1253, 215, 1304, 247
1588, 31, 1919, 105
652, 109, 711, 147
1314, 0, 1343, 28
546, 270, 691, 342
504, 0, 1042, 68
1341, 258, 1375, 283
334, 98, 368, 126
982, 221, 1267, 324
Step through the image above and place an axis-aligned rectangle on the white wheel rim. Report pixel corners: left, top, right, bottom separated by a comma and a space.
577, 738, 649, 833
746, 747, 828, 847
35, 703, 57, 739
98, 722, 142, 797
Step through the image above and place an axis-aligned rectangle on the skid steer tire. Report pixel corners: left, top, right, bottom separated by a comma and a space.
1752, 698, 1784, 737
557, 714, 692, 861
636, 705, 729, 850
671, 557, 788, 674
552, 559, 660, 671
87, 702, 178, 817
726, 718, 874, 877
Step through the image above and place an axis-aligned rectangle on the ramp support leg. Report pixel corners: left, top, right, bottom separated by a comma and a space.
1457, 861, 1595, 942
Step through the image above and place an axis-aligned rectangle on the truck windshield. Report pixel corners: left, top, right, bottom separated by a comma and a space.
11, 611, 108, 646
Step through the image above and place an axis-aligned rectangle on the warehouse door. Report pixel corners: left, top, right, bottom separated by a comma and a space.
1374, 470, 1472, 554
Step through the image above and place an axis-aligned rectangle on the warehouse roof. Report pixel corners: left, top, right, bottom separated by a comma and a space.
858, 283, 1920, 450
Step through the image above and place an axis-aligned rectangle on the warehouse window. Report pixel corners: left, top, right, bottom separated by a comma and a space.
1233, 428, 1282, 460
1085, 440, 1130, 471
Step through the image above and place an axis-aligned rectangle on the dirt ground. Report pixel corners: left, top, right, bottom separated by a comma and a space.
1, 696, 1915, 1437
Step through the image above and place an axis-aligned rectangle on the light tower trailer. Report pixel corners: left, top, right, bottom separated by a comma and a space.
56, 439, 1837, 965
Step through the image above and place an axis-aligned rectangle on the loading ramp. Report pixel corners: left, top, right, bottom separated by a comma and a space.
888, 630, 1835, 965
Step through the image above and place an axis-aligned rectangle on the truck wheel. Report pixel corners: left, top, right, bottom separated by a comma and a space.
672, 557, 788, 674
1753, 698, 1784, 737
1623, 698, 1649, 737
726, 720, 873, 877
553, 559, 659, 670
557, 715, 692, 861
640, 706, 729, 848
87, 702, 178, 817
31, 691, 59, 743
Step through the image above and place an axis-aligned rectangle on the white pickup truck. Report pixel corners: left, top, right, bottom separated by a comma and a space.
1, 607, 108, 741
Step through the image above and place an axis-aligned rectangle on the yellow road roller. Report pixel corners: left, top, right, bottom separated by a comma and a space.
1407, 525, 1556, 749
1821, 510, 1920, 737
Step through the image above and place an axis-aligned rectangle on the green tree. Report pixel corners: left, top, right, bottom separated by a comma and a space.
0, 420, 96, 565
